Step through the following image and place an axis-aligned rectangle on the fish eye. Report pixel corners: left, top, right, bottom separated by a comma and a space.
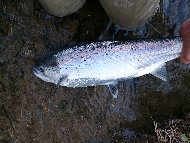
38, 66, 44, 72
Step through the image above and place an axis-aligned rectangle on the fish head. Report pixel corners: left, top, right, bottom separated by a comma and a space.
33, 56, 61, 84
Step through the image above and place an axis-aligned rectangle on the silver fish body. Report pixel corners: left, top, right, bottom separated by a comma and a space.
33, 36, 183, 98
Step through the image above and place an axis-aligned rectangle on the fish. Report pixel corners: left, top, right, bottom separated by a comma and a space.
33, 36, 183, 98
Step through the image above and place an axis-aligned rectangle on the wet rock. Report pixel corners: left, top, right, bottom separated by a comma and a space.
38, 0, 86, 17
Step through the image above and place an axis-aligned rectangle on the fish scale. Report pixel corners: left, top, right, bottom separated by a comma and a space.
33, 36, 183, 98
55, 37, 181, 65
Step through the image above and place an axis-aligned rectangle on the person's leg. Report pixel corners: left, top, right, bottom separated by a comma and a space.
38, 0, 86, 17
99, 0, 160, 29
180, 18, 190, 64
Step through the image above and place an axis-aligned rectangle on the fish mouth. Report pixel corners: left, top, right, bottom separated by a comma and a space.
33, 66, 39, 75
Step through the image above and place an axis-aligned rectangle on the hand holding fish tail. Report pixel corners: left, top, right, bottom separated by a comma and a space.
180, 18, 190, 64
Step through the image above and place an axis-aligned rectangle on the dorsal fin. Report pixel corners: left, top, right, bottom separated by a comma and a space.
97, 30, 114, 41
159, 32, 170, 39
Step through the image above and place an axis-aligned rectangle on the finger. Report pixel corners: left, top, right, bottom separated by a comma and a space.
179, 18, 190, 64
180, 40, 190, 64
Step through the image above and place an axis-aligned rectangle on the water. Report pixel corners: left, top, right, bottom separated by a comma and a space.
0, 0, 190, 142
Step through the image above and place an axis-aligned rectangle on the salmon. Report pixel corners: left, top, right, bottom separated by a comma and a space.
33, 36, 183, 98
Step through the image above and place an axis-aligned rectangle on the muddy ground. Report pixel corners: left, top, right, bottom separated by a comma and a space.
0, 0, 190, 142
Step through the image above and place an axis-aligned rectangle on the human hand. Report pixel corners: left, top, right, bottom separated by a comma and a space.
180, 18, 190, 64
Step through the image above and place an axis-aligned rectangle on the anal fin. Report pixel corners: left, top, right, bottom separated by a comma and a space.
151, 63, 167, 81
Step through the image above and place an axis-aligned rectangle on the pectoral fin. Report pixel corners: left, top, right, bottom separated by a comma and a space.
151, 63, 167, 81
108, 83, 119, 98
54, 75, 68, 94
56, 75, 68, 89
